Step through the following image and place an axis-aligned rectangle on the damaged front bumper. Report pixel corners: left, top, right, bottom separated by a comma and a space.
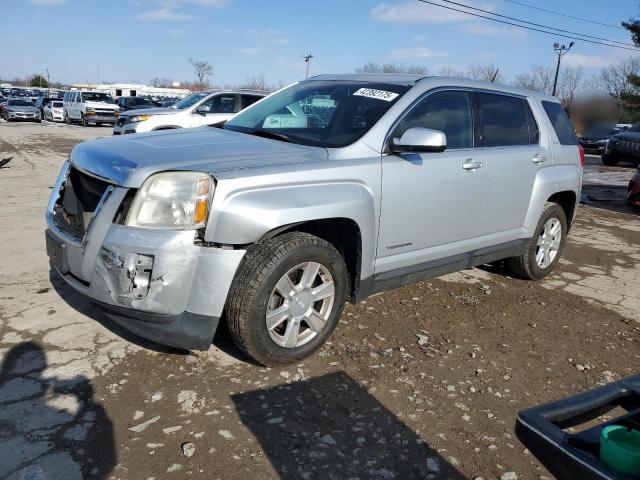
45, 162, 246, 350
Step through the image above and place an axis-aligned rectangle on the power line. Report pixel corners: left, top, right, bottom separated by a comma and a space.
500, 0, 625, 30
440, 0, 635, 47
416, 0, 640, 52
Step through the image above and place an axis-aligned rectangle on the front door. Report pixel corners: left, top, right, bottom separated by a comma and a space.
376, 90, 486, 275
191, 94, 238, 127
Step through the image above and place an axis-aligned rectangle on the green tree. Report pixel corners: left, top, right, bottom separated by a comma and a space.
28, 74, 49, 88
621, 18, 640, 120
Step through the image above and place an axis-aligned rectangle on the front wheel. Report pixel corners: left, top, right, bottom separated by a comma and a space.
602, 151, 621, 166
506, 202, 568, 280
81, 113, 88, 127
226, 232, 349, 366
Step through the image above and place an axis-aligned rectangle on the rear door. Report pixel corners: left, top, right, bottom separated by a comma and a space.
473, 91, 545, 238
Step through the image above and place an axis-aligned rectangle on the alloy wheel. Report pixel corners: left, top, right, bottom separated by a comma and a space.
266, 262, 335, 348
536, 217, 562, 269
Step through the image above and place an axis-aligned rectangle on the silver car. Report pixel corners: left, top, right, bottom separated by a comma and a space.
45, 74, 583, 365
3, 98, 41, 122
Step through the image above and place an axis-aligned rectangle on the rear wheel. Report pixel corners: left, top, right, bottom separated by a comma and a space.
226, 232, 349, 366
506, 202, 567, 280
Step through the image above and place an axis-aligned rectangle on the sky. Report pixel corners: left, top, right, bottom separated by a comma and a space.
1, 0, 639, 87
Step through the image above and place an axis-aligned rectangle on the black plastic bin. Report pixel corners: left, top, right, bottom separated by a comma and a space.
516, 374, 640, 480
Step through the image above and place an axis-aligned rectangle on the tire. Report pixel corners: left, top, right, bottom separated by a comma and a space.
507, 202, 568, 280
64, 111, 70, 124
81, 113, 88, 127
602, 152, 621, 166
226, 232, 349, 366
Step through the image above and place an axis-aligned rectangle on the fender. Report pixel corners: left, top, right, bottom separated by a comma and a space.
205, 181, 378, 280
522, 167, 559, 234
554, 164, 582, 223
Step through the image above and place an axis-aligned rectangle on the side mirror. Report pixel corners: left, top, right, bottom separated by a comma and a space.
195, 105, 211, 115
389, 127, 447, 153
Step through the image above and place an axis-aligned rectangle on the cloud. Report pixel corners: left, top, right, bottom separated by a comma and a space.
563, 53, 612, 69
239, 47, 263, 55
461, 22, 525, 38
372, 1, 495, 24
247, 29, 293, 45
30, 0, 66, 4
389, 46, 447, 59
136, 7, 194, 21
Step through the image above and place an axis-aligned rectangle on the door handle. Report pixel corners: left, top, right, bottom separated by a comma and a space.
531, 154, 547, 164
462, 159, 482, 170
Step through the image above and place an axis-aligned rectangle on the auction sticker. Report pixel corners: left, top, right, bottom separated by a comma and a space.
353, 88, 399, 102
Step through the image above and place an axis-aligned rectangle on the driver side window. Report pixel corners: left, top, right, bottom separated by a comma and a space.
200, 94, 238, 114
393, 91, 473, 149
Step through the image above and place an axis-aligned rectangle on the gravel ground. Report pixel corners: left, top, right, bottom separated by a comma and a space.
0, 120, 638, 480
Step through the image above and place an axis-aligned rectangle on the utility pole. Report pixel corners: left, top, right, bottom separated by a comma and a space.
303, 54, 313, 79
552, 42, 574, 97
46, 68, 50, 94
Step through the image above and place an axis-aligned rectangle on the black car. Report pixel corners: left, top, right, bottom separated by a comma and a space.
602, 123, 640, 166
116, 96, 157, 111
578, 124, 625, 155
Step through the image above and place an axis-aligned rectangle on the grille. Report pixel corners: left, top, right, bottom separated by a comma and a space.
95, 109, 116, 115
53, 167, 111, 239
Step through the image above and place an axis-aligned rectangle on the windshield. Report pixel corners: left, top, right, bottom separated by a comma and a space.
8, 99, 34, 106
224, 81, 410, 147
52, 101, 63, 108
81, 92, 114, 103
171, 92, 209, 110
628, 123, 640, 133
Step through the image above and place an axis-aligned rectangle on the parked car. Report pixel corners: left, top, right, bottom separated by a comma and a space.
628, 166, 640, 208
602, 122, 640, 166
34, 96, 57, 118
45, 75, 582, 365
579, 124, 620, 154
112, 89, 266, 135
116, 96, 157, 112
3, 98, 41, 122
44, 100, 64, 122
62, 90, 119, 126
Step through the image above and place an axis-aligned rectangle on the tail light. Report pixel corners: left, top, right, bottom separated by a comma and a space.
578, 144, 585, 167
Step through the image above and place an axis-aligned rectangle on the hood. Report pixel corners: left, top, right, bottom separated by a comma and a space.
8, 105, 38, 112
119, 107, 176, 117
85, 101, 118, 110
70, 127, 328, 188
613, 131, 640, 141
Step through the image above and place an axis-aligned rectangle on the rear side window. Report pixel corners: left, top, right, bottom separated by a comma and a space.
523, 100, 539, 144
476, 92, 529, 147
542, 101, 577, 145
241, 94, 263, 109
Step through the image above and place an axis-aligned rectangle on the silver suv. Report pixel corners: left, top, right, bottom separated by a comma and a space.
45, 74, 583, 366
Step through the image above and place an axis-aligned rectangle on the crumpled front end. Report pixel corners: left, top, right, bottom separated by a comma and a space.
45, 161, 246, 350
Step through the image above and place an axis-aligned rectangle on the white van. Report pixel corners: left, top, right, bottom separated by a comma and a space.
62, 91, 119, 127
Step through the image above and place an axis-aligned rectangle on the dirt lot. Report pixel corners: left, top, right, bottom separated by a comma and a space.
0, 120, 639, 480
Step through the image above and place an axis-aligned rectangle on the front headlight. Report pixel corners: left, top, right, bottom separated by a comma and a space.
125, 171, 213, 230
127, 115, 151, 124
85, 107, 95, 113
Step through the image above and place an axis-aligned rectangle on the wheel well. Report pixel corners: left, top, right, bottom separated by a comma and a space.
152, 126, 181, 131
547, 191, 577, 226
267, 218, 362, 302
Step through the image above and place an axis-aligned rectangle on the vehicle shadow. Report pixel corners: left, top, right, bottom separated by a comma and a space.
48, 269, 187, 355
580, 185, 638, 216
231, 371, 466, 479
0, 341, 116, 479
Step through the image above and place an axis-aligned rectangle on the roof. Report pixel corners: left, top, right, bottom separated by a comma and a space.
308, 73, 429, 86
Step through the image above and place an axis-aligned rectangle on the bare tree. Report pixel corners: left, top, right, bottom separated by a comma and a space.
150, 77, 174, 88
465, 63, 504, 83
513, 65, 555, 93
355, 62, 427, 74
556, 67, 584, 106
240, 73, 268, 91
589, 57, 640, 98
188, 58, 213, 89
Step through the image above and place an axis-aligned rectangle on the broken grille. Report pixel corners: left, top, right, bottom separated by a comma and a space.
52, 167, 112, 240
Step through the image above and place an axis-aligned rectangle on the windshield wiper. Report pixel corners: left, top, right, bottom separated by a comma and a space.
246, 129, 294, 143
